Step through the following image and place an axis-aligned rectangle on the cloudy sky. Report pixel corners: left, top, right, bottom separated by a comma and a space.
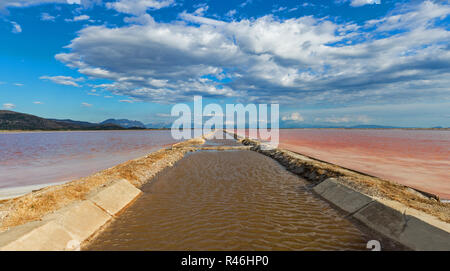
0, 0, 449, 127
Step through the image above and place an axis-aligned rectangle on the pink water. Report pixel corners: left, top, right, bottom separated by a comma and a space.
237, 129, 450, 199
0, 131, 179, 196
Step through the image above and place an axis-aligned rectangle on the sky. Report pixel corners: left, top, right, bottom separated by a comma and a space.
0, 0, 449, 127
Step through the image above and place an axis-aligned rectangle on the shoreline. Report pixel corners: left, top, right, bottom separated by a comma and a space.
1, 127, 449, 133
0, 182, 69, 201
0, 144, 175, 200
0, 131, 448, 250
0, 129, 170, 134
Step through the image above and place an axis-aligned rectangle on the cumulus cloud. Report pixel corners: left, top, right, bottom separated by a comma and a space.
40, 75, 85, 87
0, 0, 65, 9
41, 12, 56, 21
0, 0, 97, 10
240, 0, 252, 8
87, 89, 100, 96
193, 3, 208, 16
11, 21, 21, 33
156, 113, 173, 118
106, 0, 175, 15
272, 6, 287, 13
282, 112, 304, 122
350, 0, 381, 7
225, 9, 236, 17
120, 99, 137, 103
65, 14, 90, 22
123, 13, 155, 24
81, 102, 92, 107
315, 115, 371, 124
2, 103, 16, 109
55, 1, 450, 105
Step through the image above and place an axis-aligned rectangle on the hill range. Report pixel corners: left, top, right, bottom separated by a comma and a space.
0, 110, 138, 130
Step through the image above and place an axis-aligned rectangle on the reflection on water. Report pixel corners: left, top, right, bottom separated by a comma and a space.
0, 131, 179, 191
237, 129, 450, 199
87, 150, 370, 251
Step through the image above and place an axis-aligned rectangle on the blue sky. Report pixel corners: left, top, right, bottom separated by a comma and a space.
0, 0, 449, 127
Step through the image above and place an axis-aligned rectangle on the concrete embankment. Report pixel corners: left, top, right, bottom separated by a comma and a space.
86, 149, 377, 250
0, 180, 140, 250
228, 132, 450, 250
0, 136, 207, 250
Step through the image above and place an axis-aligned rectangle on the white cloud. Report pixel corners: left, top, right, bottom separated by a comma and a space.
55, 1, 450, 105
65, 14, 90, 22
81, 102, 92, 107
282, 112, 304, 122
87, 90, 100, 96
2, 103, 15, 109
14, 83, 24, 86
124, 13, 155, 25
119, 99, 135, 103
179, 11, 226, 26
74, 14, 89, 21
33, 101, 44, 104
156, 113, 172, 118
272, 6, 287, 13
350, 0, 381, 7
11, 21, 21, 33
193, 3, 208, 16
0, 0, 100, 11
315, 115, 371, 124
240, 0, 252, 8
0, 0, 80, 10
225, 9, 236, 17
0, 0, 63, 9
106, 0, 175, 15
41, 12, 56, 21
40, 75, 84, 87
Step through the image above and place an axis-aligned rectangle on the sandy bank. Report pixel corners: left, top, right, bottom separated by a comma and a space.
0, 182, 68, 201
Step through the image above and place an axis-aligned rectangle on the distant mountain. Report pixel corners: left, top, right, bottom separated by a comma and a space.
100, 118, 146, 128
0, 110, 125, 130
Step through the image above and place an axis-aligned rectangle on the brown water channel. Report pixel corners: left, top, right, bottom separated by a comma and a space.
86, 139, 389, 251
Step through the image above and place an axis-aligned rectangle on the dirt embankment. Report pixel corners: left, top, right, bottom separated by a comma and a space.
0, 137, 205, 232
237, 136, 450, 224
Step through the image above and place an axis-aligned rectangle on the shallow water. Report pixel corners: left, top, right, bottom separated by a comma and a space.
237, 129, 450, 199
87, 150, 371, 251
0, 130, 179, 196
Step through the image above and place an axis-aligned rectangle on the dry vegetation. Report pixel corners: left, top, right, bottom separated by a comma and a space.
0, 137, 205, 232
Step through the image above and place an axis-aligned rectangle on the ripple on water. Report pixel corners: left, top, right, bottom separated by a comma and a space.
87, 150, 370, 251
